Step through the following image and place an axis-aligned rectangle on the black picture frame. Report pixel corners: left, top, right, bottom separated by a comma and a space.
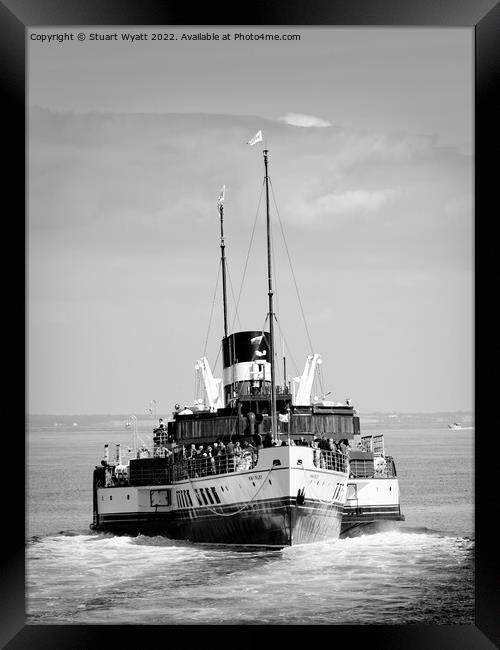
6, 0, 496, 647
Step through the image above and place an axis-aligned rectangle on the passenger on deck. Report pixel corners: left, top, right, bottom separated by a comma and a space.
212, 443, 220, 471
206, 446, 216, 474
263, 432, 273, 448
216, 441, 226, 472
252, 430, 263, 449
340, 439, 351, 456
312, 445, 321, 468
226, 439, 235, 471
233, 441, 242, 469
153, 418, 165, 438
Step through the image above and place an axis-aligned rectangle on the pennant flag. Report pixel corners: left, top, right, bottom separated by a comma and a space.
250, 334, 264, 344
217, 185, 225, 210
247, 130, 263, 146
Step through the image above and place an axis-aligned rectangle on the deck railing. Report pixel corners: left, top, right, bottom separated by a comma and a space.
123, 451, 258, 486
174, 450, 258, 480
349, 457, 396, 479
108, 446, 353, 487
315, 449, 349, 473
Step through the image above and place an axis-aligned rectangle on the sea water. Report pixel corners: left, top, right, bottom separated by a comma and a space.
26, 424, 474, 624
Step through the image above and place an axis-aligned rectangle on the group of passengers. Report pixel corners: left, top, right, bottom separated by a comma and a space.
151, 415, 356, 477
312, 437, 352, 455
183, 439, 256, 476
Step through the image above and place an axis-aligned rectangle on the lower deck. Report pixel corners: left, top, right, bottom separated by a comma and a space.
93, 495, 344, 547
93, 445, 348, 547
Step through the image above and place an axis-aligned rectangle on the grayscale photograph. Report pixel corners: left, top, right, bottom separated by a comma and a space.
27, 25, 474, 625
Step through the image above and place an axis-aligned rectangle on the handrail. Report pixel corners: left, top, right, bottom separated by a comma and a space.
176, 450, 258, 480
316, 449, 349, 473
349, 457, 396, 479
122, 451, 259, 486
105, 446, 351, 488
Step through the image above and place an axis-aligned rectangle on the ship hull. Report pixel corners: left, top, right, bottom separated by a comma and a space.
92, 446, 347, 548
341, 477, 404, 536
341, 505, 405, 536
92, 496, 343, 547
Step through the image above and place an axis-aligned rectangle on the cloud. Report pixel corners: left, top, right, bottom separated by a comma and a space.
313, 188, 397, 216
279, 112, 332, 128
28, 107, 471, 269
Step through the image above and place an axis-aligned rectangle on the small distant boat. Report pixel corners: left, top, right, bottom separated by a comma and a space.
448, 422, 474, 430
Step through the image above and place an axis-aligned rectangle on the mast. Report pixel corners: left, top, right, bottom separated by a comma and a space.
218, 186, 229, 338
263, 149, 277, 439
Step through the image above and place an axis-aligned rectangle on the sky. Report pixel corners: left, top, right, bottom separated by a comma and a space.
27, 26, 473, 415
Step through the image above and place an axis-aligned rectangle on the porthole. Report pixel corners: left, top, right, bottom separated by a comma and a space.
127, 495, 130, 500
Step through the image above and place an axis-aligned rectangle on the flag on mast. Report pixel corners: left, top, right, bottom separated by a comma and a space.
218, 185, 225, 211
247, 130, 263, 146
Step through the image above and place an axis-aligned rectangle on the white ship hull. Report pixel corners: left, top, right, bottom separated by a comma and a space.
92, 446, 348, 547
341, 476, 404, 535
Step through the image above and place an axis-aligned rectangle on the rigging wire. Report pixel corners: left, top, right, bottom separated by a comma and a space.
269, 178, 325, 398
269, 211, 282, 388
231, 179, 266, 332
265, 192, 301, 379
274, 317, 300, 379
210, 191, 263, 378
225, 260, 242, 331
269, 178, 315, 355
202, 260, 222, 358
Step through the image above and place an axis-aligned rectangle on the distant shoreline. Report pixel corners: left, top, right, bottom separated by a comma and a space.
26, 412, 475, 431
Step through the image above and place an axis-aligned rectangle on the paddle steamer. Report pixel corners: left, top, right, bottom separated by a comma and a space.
90, 137, 402, 546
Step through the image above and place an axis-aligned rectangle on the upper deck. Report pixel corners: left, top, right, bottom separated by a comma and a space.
170, 402, 360, 446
